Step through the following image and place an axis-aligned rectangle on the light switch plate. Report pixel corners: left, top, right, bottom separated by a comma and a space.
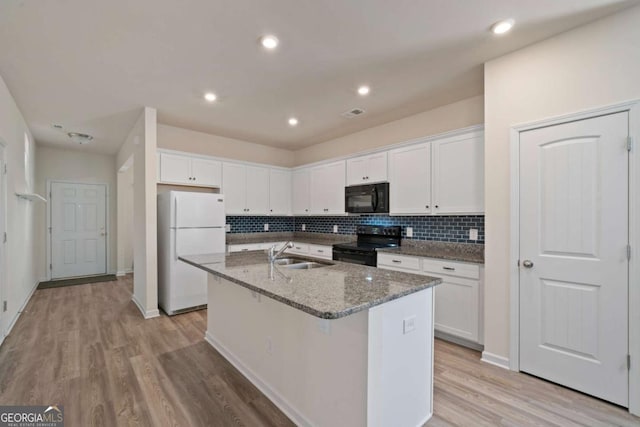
225, 224, 231, 232
469, 228, 478, 241
333, 225, 338, 233
264, 223, 269, 231
406, 227, 413, 238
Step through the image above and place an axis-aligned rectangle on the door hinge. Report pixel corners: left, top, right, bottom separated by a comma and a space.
2, 232, 5, 243
627, 245, 632, 261
48, 227, 52, 234
517, 259, 520, 267
628, 354, 631, 370
49, 263, 52, 270
2, 301, 6, 312
2, 164, 6, 175
627, 136, 634, 152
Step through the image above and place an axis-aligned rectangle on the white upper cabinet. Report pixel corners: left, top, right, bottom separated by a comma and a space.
346, 152, 388, 186
389, 143, 432, 215
223, 163, 270, 215
432, 133, 484, 214
309, 161, 346, 215
158, 152, 221, 187
292, 169, 311, 215
268, 169, 292, 215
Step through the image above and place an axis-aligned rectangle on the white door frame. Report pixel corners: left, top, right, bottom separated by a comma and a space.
0, 141, 7, 340
509, 99, 640, 415
46, 180, 110, 280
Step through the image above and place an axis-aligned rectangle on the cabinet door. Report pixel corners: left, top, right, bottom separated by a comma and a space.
222, 163, 246, 214
191, 158, 222, 187
432, 134, 484, 214
159, 153, 192, 184
309, 166, 328, 214
433, 276, 479, 342
365, 152, 388, 183
292, 169, 310, 215
269, 169, 292, 215
346, 157, 368, 186
324, 161, 346, 214
245, 166, 270, 215
389, 143, 431, 214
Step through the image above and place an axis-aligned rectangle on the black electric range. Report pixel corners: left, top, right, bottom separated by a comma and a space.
332, 225, 402, 267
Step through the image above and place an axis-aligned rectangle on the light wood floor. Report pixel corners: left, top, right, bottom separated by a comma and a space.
0, 276, 637, 427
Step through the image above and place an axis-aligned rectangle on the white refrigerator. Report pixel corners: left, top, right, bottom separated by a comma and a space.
157, 191, 226, 315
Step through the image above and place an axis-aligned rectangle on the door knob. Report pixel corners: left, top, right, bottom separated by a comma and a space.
522, 260, 534, 268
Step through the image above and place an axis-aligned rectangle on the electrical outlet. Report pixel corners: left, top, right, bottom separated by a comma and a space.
403, 316, 416, 334
225, 224, 231, 232
406, 227, 413, 238
469, 228, 478, 241
301, 224, 306, 231
333, 225, 338, 233
264, 223, 269, 231
317, 319, 331, 335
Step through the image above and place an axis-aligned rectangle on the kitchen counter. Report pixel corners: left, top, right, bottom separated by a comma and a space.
226, 231, 355, 246
377, 240, 484, 264
180, 251, 441, 319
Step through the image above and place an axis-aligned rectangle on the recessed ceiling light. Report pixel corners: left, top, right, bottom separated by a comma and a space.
357, 85, 370, 96
260, 35, 279, 50
491, 19, 514, 35
204, 92, 217, 102
288, 117, 299, 126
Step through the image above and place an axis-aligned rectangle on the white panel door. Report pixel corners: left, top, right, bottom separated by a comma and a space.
519, 112, 629, 406
191, 158, 221, 187
222, 163, 246, 214
245, 166, 270, 215
160, 153, 191, 184
292, 169, 310, 215
269, 169, 292, 215
51, 182, 107, 279
432, 134, 484, 214
389, 143, 431, 214
0, 146, 6, 334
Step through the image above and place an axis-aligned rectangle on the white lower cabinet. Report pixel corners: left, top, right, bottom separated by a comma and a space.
308, 244, 332, 260
378, 252, 483, 346
286, 243, 309, 256
227, 242, 285, 253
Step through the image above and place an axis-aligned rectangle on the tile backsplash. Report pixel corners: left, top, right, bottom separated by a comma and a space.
227, 215, 484, 244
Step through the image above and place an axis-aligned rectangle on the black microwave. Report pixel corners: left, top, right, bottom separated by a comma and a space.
345, 182, 389, 214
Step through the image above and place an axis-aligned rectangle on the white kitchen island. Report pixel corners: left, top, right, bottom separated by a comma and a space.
180, 252, 441, 427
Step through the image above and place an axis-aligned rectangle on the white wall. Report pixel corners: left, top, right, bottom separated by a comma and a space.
35, 146, 118, 276
0, 73, 38, 340
293, 96, 484, 165
117, 107, 159, 318
483, 5, 640, 360
157, 124, 295, 168
116, 163, 133, 275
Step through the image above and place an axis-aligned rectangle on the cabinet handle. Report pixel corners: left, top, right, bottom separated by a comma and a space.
366, 176, 369, 179
270, 209, 273, 212
435, 205, 439, 208
392, 259, 402, 263
241, 249, 249, 252
426, 205, 429, 209
305, 209, 308, 212
363, 176, 366, 180
442, 266, 455, 271
317, 250, 324, 253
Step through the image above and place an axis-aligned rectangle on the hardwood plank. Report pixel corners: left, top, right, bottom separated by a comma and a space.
0, 275, 637, 427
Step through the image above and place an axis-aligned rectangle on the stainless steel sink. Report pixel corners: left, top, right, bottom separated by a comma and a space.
273, 257, 332, 269
281, 262, 329, 270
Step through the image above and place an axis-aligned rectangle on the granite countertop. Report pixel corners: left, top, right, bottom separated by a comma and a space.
226, 232, 355, 247
180, 251, 441, 320
377, 240, 484, 264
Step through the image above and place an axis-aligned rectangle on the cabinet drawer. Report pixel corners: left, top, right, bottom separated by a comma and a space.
287, 243, 310, 255
422, 258, 479, 279
377, 253, 421, 271
308, 244, 332, 260
228, 243, 264, 253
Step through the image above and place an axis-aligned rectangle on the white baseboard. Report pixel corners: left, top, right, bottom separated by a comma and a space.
205, 331, 313, 427
2, 278, 40, 345
116, 268, 133, 277
481, 351, 510, 370
131, 294, 160, 319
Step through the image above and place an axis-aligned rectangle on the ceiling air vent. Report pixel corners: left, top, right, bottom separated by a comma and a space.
341, 108, 366, 119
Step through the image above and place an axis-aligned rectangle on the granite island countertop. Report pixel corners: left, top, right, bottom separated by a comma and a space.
377, 240, 484, 264
180, 251, 441, 319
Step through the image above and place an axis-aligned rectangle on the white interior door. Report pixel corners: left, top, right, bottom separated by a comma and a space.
519, 112, 629, 407
51, 182, 107, 279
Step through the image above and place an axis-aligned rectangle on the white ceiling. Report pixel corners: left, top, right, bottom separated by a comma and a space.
0, 0, 637, 154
